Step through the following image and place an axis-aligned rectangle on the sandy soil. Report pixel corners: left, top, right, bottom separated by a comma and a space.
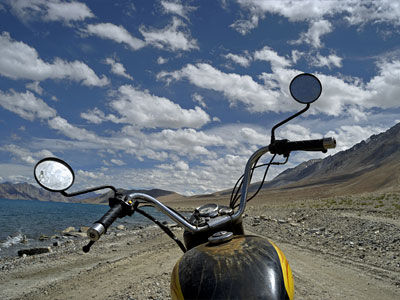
1, 193, 400, 299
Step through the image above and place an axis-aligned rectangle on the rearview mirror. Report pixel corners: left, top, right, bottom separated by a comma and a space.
289, 73, 322, 104
34, 158, 74, 192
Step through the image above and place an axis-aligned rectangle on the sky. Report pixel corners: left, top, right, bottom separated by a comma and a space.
0, 0, 400, 196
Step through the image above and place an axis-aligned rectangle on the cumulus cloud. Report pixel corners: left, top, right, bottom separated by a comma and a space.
7, 0, 94, 24
109, 85, 210, 129
157, 56, 169, 64
0, 89, 56, 121
291, 19, 333, 48
160, 0, 196, 21
310, 53, 343, 69
104, 58, 133, 80
157, 63, 286, 113
139, 17, 198, 51
85, 23, 145, 51
1, 144, 54, 165
224, 52, 252, 67
365, 60, 400, 108
48, 116, 99, 141
232, 0, 400, 49
25, 81, 43, 95
0, 32, 109, 86
192, 93, 207, 108
254, 46, 292, 69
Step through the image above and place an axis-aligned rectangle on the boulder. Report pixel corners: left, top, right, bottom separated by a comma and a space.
62, 226, 76, 234
18, 247, 52, 257
79, 226, 89, 233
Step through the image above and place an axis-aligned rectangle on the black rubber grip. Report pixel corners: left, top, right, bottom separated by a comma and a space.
270, 137, 336, 155
96, 204, 123, 230
285, 137, 336, 152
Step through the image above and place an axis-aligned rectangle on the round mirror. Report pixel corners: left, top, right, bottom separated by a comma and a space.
34, 158, 74, 192
289, 73, 322, 104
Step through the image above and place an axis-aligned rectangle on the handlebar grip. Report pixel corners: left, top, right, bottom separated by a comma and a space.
87, 204, 123, 241
286, 137, 336, 152
270, 137, 336, 155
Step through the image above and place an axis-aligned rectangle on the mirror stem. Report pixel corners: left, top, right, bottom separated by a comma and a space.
270, 104, 310, 144
61, 185, 117, 198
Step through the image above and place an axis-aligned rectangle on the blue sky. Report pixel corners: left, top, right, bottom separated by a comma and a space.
0, 0, 400, 195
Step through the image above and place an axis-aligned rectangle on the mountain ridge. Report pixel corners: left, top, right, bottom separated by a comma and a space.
2, 122, 399, 204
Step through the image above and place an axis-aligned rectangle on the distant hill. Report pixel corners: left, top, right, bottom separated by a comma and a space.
0, 182, 72, 202
0, 181, 180, 205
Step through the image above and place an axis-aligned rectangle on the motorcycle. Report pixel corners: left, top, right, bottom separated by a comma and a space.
33, 73, 336, 299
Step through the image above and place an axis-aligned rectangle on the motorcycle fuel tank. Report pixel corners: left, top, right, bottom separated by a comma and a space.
171, 235, 294, 300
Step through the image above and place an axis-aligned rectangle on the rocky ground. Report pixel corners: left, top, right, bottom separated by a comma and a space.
0, 191, 399, 299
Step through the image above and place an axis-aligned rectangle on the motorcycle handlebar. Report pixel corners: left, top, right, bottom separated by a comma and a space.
87, 204, 123, 241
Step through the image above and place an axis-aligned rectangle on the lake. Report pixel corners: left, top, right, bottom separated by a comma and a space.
0, 198, 170, 258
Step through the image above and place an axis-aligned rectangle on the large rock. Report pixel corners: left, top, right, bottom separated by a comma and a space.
62, 226, 76, 234
18, 247, 52, 257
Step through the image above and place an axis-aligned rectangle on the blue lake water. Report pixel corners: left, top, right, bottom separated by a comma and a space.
0, 198, 170, 258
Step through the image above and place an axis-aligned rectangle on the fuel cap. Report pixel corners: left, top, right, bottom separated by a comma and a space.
208, 231, 233, 245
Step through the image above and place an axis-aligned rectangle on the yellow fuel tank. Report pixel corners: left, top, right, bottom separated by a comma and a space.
171, 235, 294, 300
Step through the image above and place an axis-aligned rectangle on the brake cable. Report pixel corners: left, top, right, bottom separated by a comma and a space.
230, 153, 289, 209
135, 206, 187, 253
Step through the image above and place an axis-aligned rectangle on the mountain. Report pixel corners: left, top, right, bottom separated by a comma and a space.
0, 181, 180, 205
209, 122, 400, 205
261, 122, 400, 193
0, 182, 72, 202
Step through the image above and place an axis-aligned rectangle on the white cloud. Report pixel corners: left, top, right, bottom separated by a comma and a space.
48, 116, 99, 141
192, 93, 207, 108
108, 85, 210, 129
224, 52, 252, 67
157, 56, 169, 64
158, 63, 286, 113
0, 32, 109, 86
254, 46, 292, 69
77, 169, 104, 179
365, 60, 400, 108
139, 17, 198, 51
230, 10, 263, 35
7, 0, 94, 24
291, 19, 333, 48
234, 0, 400, 25
25, 81, 43, 95
1, 144, 54, 165
310, 53, 343, 69
232, 0, 400, 48
148, 128, 224, 155
160, 0, 196, 21
85, 23, 145, 51
0, 89, 56, 121
110, 159, 125, 166
104, 58, 133, 80
81, 107, 110, 125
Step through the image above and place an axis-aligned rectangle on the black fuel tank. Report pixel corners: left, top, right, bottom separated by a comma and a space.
171, 235, 294, 300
